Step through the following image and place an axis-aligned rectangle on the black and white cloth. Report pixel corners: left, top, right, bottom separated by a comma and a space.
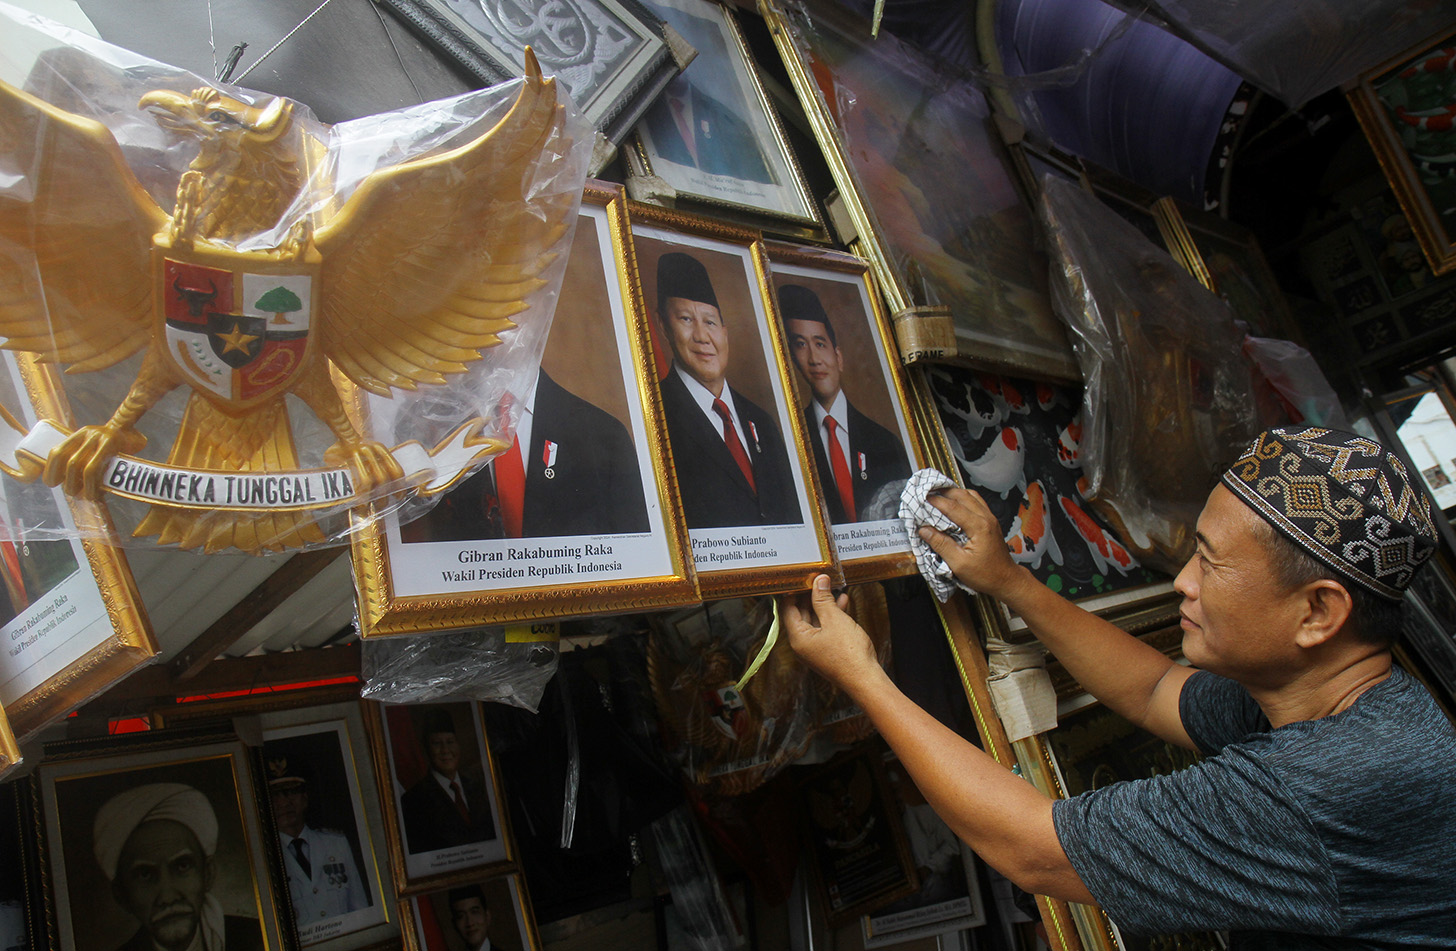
899, 468, 977, 603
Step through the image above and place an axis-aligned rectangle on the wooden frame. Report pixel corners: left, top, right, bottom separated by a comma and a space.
379, 0, 681, 146
760, 0, 1077, 381
765, 242, 925, 582
353, 184, 699, 635
0, 350, 156, 739
401, 871, 541, 951
258, 702, 400, 951
367, 701, 512, 893
627, 202, 837, 598
32, 733, 287, 951
626, 0, 823, 237
1348, 27, 1456, 277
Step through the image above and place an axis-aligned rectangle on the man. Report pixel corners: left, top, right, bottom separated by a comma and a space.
400, 367, 649, 542
399, 709, 495, 854
778, 283, 910, 523
92, 782, 263, 951
266, 758, 369, 930
655, 251, 800, 529
784, 426, 1456, 946
446, 885, 493, 951
642, 78, 774, 184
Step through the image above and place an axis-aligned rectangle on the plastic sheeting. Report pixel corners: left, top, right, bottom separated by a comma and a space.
359, 625, 560, 712
1039, 175, 1273, 574
0, 2, 592, 553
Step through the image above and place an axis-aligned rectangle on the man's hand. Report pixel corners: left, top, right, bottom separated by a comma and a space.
919, 488, 1026, 602
781, 575, 884, 691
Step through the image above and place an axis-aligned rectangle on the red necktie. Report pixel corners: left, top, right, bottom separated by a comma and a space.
824, 416, 856, 522
451, 779, 471, 824
712, 398, 756, 492
495, 438, 525, 538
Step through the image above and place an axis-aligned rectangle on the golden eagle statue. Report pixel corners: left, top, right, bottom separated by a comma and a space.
0, 50, 576, 553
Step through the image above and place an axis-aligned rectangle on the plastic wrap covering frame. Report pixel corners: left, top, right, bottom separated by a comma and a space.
359, 624, 560, 712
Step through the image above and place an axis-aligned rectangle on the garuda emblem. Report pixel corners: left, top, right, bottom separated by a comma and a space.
0, 50, 576, 553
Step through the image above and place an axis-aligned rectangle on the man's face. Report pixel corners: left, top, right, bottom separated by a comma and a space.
1174, 485, 1307, 684
785, 318, 842, 407
425, 730, 460, 777
270, 783, 308, 837
111, 819, 214, 951
662, 297, 729, 393
451, 896, 491, 948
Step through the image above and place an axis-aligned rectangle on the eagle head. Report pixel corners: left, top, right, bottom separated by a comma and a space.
139, 87, 294, 147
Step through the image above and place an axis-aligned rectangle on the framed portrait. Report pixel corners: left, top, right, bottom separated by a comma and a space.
378, 0, 681, 147
860, 753, 986, 948
259, 702, 400, 951
765, 243, 925, 583
1348, 27, 1456, 277
402, 872, 540, 951
33, 735, 287, 951
627, 204, 836, 598
761, 0, 1077, 381
626, 0, 822, 235
800, 747, 918, 926
353, 184, 698, 635
0, 349, 156, 739
369, 701, 510, 891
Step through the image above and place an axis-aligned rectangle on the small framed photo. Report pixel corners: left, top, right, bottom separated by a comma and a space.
33, 735, 287, 951
353, 184, 698, 635
861, 753, 986, 948
627, 0, 822, 236
369, 701, 510, 891
800, 747, 918, 926
1348, 27, 1456, 277
766, 243, 925, 582
259, 702, 400, 950
402, 872, 540, 951
379, 0, 681, 147
628, 204, 836, 598
0, 349, 157, 739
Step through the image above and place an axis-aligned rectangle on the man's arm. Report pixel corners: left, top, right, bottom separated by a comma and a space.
783, 578, 1093, 903
921, 489, 1195, 750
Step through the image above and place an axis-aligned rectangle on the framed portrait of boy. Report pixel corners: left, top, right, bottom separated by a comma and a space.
402, 873, 540, 951
0, 349, 156, 739
259, 702, 400, 951
626, 0, 822, 237
766, 243, 926, 583
369, 701, 510, 891
33, 735, 287, 951
353, 184, 698, 635
628, 204, 836, 598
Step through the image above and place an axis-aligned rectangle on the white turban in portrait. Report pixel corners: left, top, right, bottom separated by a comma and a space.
92, 782, 219, 881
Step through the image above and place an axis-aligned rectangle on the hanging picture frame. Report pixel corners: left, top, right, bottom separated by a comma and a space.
765, 242, 924, 583
401, 871, 541, 951
626, 0, 823, 237
352, 183, 698, 635
627, 202, 837, 598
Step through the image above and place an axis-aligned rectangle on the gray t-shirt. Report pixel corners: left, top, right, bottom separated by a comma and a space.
1052, 666, 1456, 948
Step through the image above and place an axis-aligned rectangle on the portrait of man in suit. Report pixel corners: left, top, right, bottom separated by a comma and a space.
778, 284, 911, 524
265, 754, 370, 935
654, 251, 801, 529
642, 77, 774, 184
399, 708, 496, 856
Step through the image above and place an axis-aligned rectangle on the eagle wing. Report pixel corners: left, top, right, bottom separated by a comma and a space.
314, 50, 573, 396
0, 79, 166, 371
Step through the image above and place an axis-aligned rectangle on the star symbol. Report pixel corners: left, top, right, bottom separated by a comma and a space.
216, 323, 259, 356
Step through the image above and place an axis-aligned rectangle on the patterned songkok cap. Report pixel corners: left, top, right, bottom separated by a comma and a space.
1221, 427, 1437, 600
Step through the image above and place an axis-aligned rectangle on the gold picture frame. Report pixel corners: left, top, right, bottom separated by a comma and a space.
627, 201, 838, 598
765, 242, 925, 583
401, 871, 541, 951
0, 350, 156, 739
352, 183, 699, 635
32, 733, 289, 951
1347, 27, 1456, 277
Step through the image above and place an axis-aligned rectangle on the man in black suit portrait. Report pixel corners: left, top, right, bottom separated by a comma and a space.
92, 783, 263, 951
643, 78, 775, 185
779, 284, 911, 523
400, 365, 650, 542
399, 709, 495, 855
656, 251, 800, 529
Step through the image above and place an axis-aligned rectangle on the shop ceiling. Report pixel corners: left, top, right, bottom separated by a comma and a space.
18, 0, 1456, 706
